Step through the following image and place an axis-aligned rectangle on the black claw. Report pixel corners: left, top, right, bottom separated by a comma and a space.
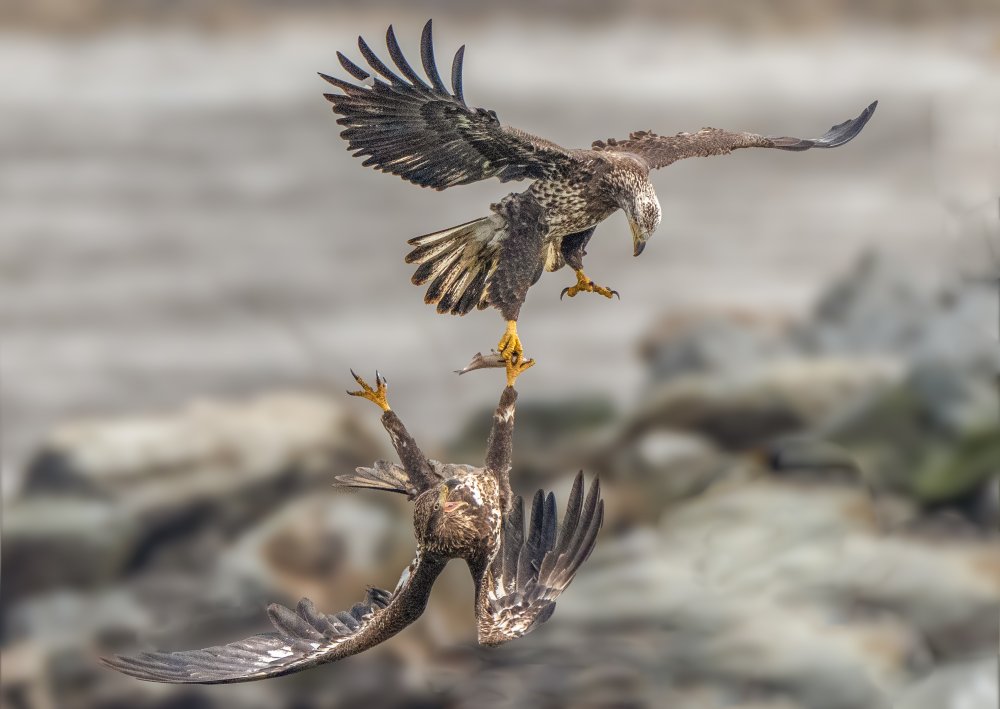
611, 290, 620, 300
560, 287, 571, 300
350, 368, 362, 385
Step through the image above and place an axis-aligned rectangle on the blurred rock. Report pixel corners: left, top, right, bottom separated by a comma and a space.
22, 392, 381, 499
448, 393, 618, 490
217, 491, 412, 616
1, 498, 139, 616
798, 251, 997, 372
819, 363, 999, 507
638, 311, 793, 381
6, 392, 383, 601
894, 656, 998, 709
551, 477, 998, 708
619, 356, 902, 450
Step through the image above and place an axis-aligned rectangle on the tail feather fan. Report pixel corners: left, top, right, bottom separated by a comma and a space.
406, 217, 503, 315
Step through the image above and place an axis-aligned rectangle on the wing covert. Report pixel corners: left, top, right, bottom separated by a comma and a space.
334, 459, 437, 498
101, 553, 446, 684
321, 20, 574, 190
593, 100, 877, 169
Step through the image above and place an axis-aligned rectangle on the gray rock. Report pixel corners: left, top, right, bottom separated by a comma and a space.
555, 478, 998, 707
1, 498, 139, 613
12, 392, 384, 579
799, 250, 998, 371
621, 356, 902, 450
818, 363, 999, 505
893, 657, 998, 709
638, 312, 793, 381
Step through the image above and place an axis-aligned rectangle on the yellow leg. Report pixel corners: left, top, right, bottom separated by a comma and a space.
347, 370, 390, 411
497, 320, 534, 386
505, 355, 534, 387
560, 269, 619, 300
497, 320, 523, 364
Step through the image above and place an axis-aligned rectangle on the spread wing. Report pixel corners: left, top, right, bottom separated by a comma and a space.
593, 100, 877, 169
334, 459, 435, 498
101, 553, 447, 684
476, 472, 603, 647
321, 20, 575, 190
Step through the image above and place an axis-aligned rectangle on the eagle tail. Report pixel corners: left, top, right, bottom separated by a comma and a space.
405, 216, 502, 315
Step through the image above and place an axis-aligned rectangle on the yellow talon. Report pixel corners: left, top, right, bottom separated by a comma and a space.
560, 269, 620, 300
497, 320, 524, 365
347, 370, 390, 411
497, 320, 533, 386
505, 355, 534, 387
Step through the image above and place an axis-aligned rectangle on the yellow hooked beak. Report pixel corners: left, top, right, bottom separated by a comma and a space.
630, 219, 648, 257
439, 485, 467, 514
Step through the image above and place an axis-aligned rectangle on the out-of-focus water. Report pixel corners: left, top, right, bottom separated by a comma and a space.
2, 19, 998, 490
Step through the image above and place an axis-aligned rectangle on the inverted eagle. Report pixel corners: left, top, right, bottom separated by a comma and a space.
320, 20, 877, 368
101, 367, 603, 683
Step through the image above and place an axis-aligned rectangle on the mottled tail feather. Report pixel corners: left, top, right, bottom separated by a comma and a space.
405, 217, 501, 315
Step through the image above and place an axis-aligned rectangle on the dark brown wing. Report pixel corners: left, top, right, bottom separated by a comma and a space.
476, 472, 603, 647
334, 459, 438, 498
593, 101, 877, 169
321, 20, 574, 190
101, 553, 446, 684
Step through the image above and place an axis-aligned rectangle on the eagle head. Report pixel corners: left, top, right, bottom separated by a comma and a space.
605, 160, 661, 257
414, 476, 490, 557
624, 182, 661, 256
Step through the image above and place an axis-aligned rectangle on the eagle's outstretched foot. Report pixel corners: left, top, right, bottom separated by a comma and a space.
497, 320, 534, 385
347, 370, 390, 411
498, 320, 525, 365
504, 352, 534, 387
560, 269, 620, 300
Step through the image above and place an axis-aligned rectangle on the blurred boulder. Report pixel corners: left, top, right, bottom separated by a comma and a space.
5, 392, 384, 600
217, 491, 412, 615
619, 356, 902, 450
2, 498, 139, 617
21, 392, 381, 499
550, 477, 999, 708
819, 363, 999, 508
797, 250, 997, 371
894, 657, 998, 709
638, 311, 794, 381
447, 393, 617, 490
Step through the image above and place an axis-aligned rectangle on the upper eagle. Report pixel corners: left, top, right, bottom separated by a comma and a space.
319, 20, 877, 368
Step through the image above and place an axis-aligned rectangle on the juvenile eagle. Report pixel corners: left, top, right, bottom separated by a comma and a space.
320, 21, 877, 368
101, 367, 602, 683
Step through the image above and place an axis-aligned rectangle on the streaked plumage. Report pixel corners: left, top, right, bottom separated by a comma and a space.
101, 373, 603, 684
320, 20, 877, 364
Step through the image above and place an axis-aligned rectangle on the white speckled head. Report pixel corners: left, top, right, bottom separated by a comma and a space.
624, 181, 661, 256
605, 160, 661, 256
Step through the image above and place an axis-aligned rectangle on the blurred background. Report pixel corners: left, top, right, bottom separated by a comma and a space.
1, 1, 998, 707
